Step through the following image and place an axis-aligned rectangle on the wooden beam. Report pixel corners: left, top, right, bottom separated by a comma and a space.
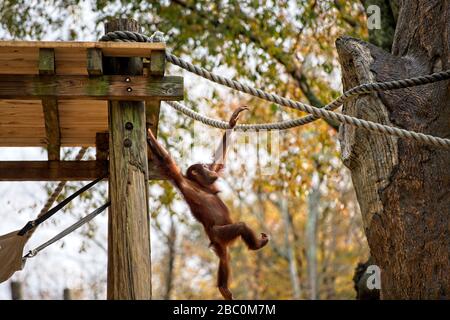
146, 50, 166, 136
96, 132, 109, 160
0, 75, 183, 100
0, 41, 165, 57
150, 50, 166, 77
38, 48, 55, 75
0, 160, 166, 181
39, 48, 61, 161
105, 19, 152, 300
87, 48, 103, 76
0, 161, 107, 181
145, 100, 161, 136
42, 99, 61, 160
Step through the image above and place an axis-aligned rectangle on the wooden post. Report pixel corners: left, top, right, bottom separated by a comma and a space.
63, 288, 73, 300
96, 132, 109, 161
39, 48, 61, 161
146, 49, 166, 135
104, 19, 152, 300
10, 281, 23, 300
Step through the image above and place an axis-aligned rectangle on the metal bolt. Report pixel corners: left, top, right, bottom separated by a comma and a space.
123, 138, 132, 148
127, 87, 133, 92
125, 77, 131, 82
125, 122, 133, 130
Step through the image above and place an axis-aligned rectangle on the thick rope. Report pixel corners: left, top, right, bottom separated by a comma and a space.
165, 101, 450, 148
100, 31, 450, 148
165, 100, 320, 130
165, 54, 450, 125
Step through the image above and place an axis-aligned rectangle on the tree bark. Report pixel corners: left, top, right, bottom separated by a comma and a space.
337, 0, 449, 299
163, 216, 176, 300
280, 194, 301, 299
306, 177, 321, 300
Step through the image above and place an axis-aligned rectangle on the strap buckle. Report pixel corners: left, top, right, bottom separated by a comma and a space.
24, 249, 38, 259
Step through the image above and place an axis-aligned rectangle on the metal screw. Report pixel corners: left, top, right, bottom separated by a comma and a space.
127, 87, 133, 92
125, 122, 133, 130
125, 77, 131, 82
123, 138, 132, 148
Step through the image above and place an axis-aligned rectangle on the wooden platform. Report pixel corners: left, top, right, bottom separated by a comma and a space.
0, 41, 165, 75
0, 41, 173, 147
0, 99, 107, 146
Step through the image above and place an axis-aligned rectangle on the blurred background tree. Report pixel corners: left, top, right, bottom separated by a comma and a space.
0, 0, 376, 299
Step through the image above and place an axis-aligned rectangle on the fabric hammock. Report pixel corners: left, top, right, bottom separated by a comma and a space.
0, 230, 28, 283
0, 176, 106, 283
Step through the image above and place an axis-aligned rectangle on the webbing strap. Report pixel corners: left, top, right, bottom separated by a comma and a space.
23, 202, 111, 259
17, 176, 105, 236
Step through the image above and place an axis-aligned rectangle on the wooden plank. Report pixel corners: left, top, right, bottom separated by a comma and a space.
0, 99, 107, 147
59, 100, 107, 146
87, 48, 103, 76
0, 75, 183, 101
0, 99, 46, 146
0, 160, 166, 181
0, 139, 47, 147
0, 48, 39, 75
0, 161, 107, 181
0, 100, 44, 127
0, 43, 165, 75
104, 19, 152, 300
0, 41, 165, 57
55, 47, 86, 75
39, 48, 61, 160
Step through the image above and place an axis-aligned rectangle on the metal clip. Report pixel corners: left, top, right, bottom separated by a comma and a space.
25, 249, 38, 259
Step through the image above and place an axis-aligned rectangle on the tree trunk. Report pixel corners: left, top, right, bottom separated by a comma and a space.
306, 176, 321, 300
280, 194, 301, 299
337, 0, 449, 299
163, 216, 176, 300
